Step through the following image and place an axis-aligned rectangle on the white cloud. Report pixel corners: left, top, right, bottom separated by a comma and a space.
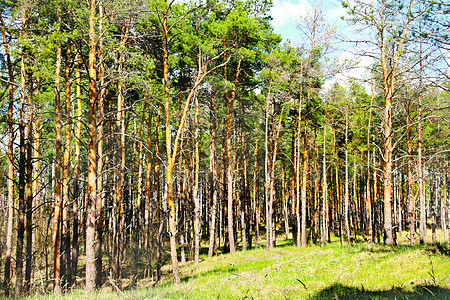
325, 6, 347, 22
270, 0, 312, 28
323, 50, 374, 92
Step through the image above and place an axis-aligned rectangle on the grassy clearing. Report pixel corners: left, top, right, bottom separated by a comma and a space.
20, 240, 450, 300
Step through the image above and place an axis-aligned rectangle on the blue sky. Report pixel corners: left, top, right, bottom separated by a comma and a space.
268, 0, 374, 89
269, 0, 347, 45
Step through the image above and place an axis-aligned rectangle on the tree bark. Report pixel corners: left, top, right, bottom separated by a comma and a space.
61, 42, 72, 290
226, 57, 242, 253
95, 0, 105, 287
52, 28, 63, 296
321, 110, 328, 246
71, 51, 82, 287
418, 68, 425, 244
193, 92, 200, 263
25, 69, 34, 293
406, 95, 415, 245
15, 6, 28, 296
162, 9, 180, 283
208, 93, 218, 257
114, 24, 128, 289
344, 102, 351, 245
379, 0, 413, 246
1, 12, 15, 296
301, 118, 309, 247
366, 91, 373, 245
85, 0, 98, 292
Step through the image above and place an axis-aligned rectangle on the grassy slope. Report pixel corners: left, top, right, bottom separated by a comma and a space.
27, 241, 450, 300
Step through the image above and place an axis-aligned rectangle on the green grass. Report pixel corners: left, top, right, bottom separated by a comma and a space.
21, 241, 450, 299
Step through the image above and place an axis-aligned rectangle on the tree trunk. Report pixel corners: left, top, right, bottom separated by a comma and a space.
15, 6, 28, 296
253, 141, 260, 247
51, 11, 63, 292
95, 1, 105, 288
301, 118, 309, 247
379, 0, 413, 246
264, 83, 272, 250
135, 102, 147, 274
1, 13, 15, 296
208, 93, 218, 257
366, 91, 373, 245
321, 110, 328, 246
162, 11, 180, 283
344, 103, 351, 245
282, 163, 289, 240
61, 42, 72, 290
406, 96, 415, 245
193, 92, 200, 263
154, 104, 163, 284
226, 58, 242, 254
240, 130, 248, 251
296, 70, 303, 247
85, 0, 98, 291
114, 25, 128, 289
71, 51, 82, 287
418, 77, 425, 244
25, 69, 34, 293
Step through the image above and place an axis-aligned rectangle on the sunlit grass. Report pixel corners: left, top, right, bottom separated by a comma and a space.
16, 229, 450, 299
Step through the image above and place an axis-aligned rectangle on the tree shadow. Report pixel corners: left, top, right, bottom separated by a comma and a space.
180, 266, 237, 283
353, 243, 450, 257
309, 283, 450, 299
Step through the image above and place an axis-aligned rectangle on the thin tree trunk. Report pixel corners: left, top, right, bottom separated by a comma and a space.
264, 82, 272, 250
296, 67, 303, 247
114, 25, 128, 289
282, 163, 289, 240
240, 130, 248, 251
301, 118, 309, 247
135, 102, 147, 272
15, 6, 28, 296
61, 42, 72, 291
291, 116, 297, 245
406, 95, 415, 245
1, 12, 15, 296
418, 74, 425, 244
71, 51, 82, 287
193, 92, 200, 263
32, 80, 42, 286
162, 10, 180, 283
373, 150, 380, 243
85, 0, 98, 291
321, 110, 328, 246
366, 89, 373, 245
268, 104, 285, 248
95, 0, 105, 288
25, 70, 34, 293
226, 58, 242, 254
208, 93, 218, 257
253, 141, 260, 247
51, 10, 63, 293
344, 103, 350, 245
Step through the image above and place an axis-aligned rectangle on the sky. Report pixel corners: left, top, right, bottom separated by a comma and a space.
269, 0, 347, 46
269, 0, 373, 90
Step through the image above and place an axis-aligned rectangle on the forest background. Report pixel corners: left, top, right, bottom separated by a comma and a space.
0, 0, 449, 297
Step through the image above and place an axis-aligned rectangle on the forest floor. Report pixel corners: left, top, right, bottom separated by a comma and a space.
15, 231, 450, 299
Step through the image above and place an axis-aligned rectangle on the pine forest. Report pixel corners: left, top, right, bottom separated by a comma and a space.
0, 0, 449, 298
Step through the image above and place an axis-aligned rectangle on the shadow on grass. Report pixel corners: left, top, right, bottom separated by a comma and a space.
353, 243, 450, 257
180, 266, 238, 283
309, 283, 450, 299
